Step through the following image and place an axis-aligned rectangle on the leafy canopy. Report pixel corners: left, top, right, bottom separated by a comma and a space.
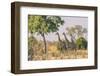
28, 15, 64, 35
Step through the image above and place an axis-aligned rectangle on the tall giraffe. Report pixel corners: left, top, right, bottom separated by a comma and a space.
63, 32, 70, 48
63, 32, 76, 51
70, 36, 77, 51
56, 32, 67, 52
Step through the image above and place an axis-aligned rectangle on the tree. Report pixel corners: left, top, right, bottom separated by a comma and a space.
28, 15, 64, 57
65, 25, 87, 50
76, 37, 87, 49
75, 25, 87, 38
66, 26, 76, 42
66, 25, 87, 41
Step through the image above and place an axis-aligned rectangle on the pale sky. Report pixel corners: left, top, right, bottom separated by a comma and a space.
33, 16, 88, 42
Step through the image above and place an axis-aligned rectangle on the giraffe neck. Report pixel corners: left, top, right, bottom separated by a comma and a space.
63, 33, 69, 43
71, 37, 75, 45
57, 32, 61, 42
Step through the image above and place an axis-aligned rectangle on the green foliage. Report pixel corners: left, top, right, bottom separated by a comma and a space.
28, 15, 64, 35
47, 16, 64, 32
28, 15, 64, 55
76, 37, 87, 49
28, 15, 46, 34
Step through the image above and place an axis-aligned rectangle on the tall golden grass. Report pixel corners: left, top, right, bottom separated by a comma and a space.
29, 43, 88, 60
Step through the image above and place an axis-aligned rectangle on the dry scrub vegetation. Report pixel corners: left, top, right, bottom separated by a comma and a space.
32, 50, 88, 60
28, 41, 88, 60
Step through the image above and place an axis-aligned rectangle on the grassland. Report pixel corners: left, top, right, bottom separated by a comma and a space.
32, 50, 87, 60
28, 41, 88, 60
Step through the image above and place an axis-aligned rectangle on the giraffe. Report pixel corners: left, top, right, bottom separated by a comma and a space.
56, 32, 67, 52
70, 36, 77, 51
63, 32, 70, 49
63, 32, 77, 51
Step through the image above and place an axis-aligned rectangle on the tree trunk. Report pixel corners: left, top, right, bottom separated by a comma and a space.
41, 33, 47, 59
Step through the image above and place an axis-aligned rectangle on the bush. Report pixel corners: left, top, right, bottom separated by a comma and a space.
76, 37, 87, 49
28, 36, 38, 60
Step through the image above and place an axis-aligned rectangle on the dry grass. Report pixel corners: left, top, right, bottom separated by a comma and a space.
31, 49, 88, 60
29, 41, 88, 61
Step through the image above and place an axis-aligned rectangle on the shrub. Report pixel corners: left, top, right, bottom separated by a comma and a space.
76, 37, 87, 49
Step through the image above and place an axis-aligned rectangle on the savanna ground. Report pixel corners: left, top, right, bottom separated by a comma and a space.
31, 50, 88, 60
28, 40, 88, 61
